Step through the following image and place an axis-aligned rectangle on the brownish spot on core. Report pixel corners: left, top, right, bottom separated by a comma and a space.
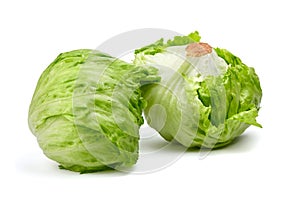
186, 42, 212, 57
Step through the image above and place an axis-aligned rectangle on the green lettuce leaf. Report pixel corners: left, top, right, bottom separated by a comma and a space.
134, 31, 200, 55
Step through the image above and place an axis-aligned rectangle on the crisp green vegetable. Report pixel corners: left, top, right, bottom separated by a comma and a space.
28, 49, 159, 173
134, 32, 262, 149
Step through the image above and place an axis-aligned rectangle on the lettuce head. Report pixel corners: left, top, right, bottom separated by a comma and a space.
28, 49, 159, 173
134, 32, 262, 149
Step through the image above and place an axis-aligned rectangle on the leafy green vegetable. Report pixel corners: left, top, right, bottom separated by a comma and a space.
28, 49, 159, 173
134, 32, 262, 149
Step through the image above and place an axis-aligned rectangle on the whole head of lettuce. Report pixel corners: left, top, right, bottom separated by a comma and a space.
134, 31, 262, 149
28, 49, 159, 173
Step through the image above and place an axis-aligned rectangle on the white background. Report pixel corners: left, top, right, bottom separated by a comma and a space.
1, 0, 300, 199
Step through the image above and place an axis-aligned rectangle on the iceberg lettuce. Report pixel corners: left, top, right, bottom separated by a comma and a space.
134, 32, 262, 149
28, 49, 159, 173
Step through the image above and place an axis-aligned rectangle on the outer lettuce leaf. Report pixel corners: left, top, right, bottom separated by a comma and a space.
166, 31, 201, 46
191, 50, 262, 147
135, 33, 262, 149
134, 31, 200, 55
28, 49, 159, 173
